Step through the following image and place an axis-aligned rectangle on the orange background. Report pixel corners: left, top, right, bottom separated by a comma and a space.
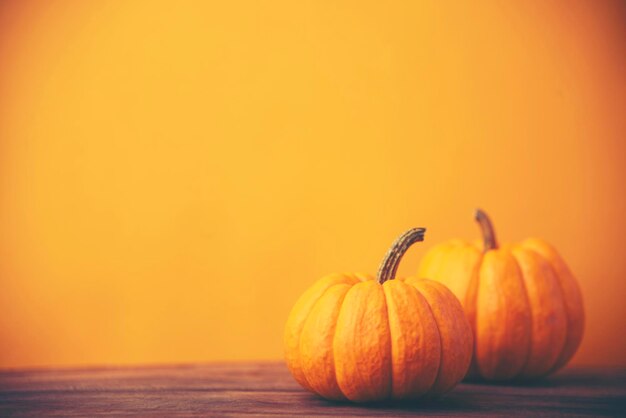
1, 1, 625, 369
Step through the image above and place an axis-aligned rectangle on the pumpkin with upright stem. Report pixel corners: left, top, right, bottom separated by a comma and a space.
284, 228, 473, 402
418, 209, 585, 381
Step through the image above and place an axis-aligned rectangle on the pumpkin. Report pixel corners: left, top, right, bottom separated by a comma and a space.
418, 209, 585, 381
284, 228, 473, 402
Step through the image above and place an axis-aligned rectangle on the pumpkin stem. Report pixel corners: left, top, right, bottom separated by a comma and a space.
377, 228, 426, 284
475, 208, 498, 251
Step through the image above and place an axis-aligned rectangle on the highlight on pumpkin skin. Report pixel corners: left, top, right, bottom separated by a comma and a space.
417, 209, 585, 382
284, 227, 473, 402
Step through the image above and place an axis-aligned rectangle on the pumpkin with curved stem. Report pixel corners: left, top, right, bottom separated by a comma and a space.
418, 209, 585, 381
284, 228, 473, 402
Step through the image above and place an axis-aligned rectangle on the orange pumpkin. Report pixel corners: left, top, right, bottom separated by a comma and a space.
284, 228, 472, 402
418, 209, 585, 381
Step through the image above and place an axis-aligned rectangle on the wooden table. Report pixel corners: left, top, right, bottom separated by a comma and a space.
1, 362, 624, 416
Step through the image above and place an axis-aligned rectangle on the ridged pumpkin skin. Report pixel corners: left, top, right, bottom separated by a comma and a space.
417, 211, 584, 381
284, 229, 473, 402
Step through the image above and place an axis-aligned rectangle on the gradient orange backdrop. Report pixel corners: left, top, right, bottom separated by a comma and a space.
1, 0, 625, 368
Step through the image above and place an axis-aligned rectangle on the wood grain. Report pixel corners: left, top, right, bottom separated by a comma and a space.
1, 363, 625, 417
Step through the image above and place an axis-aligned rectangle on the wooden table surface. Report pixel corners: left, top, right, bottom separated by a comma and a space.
1, 362, 625, 417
